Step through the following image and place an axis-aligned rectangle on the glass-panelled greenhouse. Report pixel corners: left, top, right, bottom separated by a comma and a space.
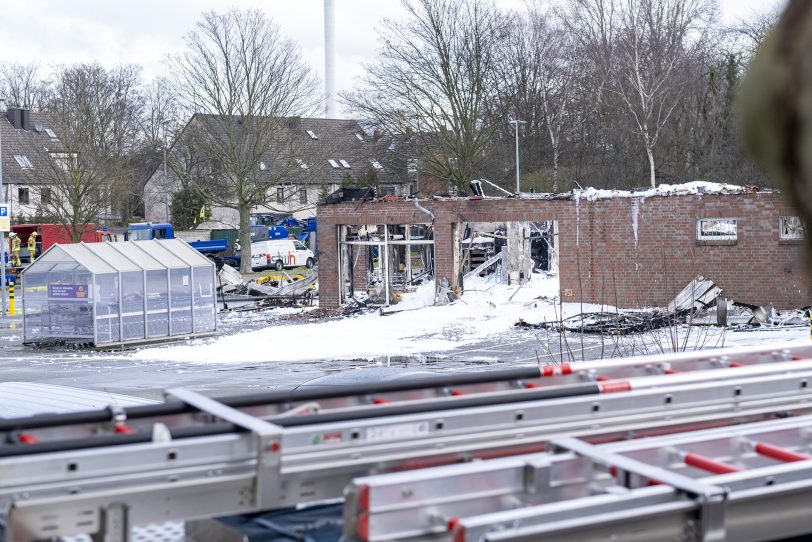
22, 239, 217, 347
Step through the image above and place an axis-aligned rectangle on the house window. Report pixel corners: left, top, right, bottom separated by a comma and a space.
41, 187, 51, 205
276, 187, 285, 203
14, 155, 33, 169
696, 218, 737, 241
355, 133, 364, 142
307, 130, 318, 140
407, 159, 418, 173
779, 216, 805, 240
18, 187, 29, 205
45, 128, 57, 139
296, 158, 309, 169
50, 152, 74, 171
259, 161, 267, 171
339, 159, 351, 169
299, 187, 308, 204
369, 159, 384, 170
328, 159, 340, 169
385, 186, 396, 196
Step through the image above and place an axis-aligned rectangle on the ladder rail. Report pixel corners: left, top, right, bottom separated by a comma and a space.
2, 341, 808, 447
5, 354, 812, 459
0, 371, 809, 540
1, 342, 812, 540
348, 415, 812, 542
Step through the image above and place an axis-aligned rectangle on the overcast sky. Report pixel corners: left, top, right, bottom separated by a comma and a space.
0, 0, 784, 117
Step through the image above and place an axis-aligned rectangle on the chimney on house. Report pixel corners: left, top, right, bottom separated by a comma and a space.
373, 128, 381, 142
21, 108, 31, 130
6, 107, 22, 129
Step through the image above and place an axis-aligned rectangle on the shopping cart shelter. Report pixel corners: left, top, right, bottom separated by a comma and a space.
22, 239, 217, 348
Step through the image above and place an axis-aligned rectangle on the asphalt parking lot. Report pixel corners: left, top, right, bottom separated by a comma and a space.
0, 307, 626, 400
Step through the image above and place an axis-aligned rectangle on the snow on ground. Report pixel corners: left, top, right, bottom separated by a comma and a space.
711, 325, 809, 347
129, 274, 590, 364
126, 272, 809, 365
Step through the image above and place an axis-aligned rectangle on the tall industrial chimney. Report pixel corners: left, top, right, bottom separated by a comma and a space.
324, 0, 338, 118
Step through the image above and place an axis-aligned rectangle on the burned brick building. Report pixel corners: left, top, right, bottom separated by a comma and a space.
316, 186, 811, 310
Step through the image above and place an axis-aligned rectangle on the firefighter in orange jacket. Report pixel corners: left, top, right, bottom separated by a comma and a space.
28, 231, 37, 263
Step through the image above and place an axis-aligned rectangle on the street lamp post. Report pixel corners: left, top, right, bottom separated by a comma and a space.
509, 119, 526, 193
163, 122, 169, 222
0, 98, 7, 316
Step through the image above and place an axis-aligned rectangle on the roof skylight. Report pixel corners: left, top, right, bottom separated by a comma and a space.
14, 155, 33, 169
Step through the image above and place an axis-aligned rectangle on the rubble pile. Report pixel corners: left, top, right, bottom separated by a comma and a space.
217, 264, 318, 309
516, 310, 681, 334
282, 302, 368, 321
517, 276, 810, 335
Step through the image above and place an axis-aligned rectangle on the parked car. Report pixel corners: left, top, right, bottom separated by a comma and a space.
251, 239, 315, 271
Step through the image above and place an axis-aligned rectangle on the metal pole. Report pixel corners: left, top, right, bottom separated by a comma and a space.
163, 125, 169, 222
324, 0, 337, 117
514, 121, 520, 193
0, 99, 7, 316
383, 227, 390, 307
509, 119, 526, 194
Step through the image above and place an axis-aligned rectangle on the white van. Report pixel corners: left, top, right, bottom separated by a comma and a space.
251, 239, 315, 271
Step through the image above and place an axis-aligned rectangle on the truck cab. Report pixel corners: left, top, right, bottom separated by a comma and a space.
126, 223, 175, 241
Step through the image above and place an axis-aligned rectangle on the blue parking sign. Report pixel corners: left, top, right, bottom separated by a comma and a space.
0, 205, 9, 232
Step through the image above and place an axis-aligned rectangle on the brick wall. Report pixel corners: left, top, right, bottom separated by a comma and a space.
317, 192, 811, 309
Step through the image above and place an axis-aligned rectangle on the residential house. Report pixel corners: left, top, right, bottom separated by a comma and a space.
143, 115, 411, 227
0, 107, 64, 221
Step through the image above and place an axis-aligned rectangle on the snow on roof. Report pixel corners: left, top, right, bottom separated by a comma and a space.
398, 181, 770, 204
571, 181, 765, 202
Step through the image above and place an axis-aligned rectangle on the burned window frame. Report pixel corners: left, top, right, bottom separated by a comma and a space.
696, 218, 737, 243
779, 216, 805, 241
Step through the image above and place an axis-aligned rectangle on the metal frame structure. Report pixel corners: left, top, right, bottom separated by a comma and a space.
1, 342, 812, 540
347, 416, 812, 541
338, 223, 434, 305
21, 239, 216, 347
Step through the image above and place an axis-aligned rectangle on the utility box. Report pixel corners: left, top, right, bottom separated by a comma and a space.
21, 239, 217, 348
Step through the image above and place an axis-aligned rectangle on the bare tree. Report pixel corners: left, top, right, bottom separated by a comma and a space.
0, 62, 47, 110
492, 5, 576, 193
117, 77, 183, 221
532, 8, 577, 192
613, 0, 712, 187
168, 8, 319, 273
344, 0, 507, 190
730, 6, 781, 59
559, 0, 619, 186
37, 64, 142, 241
141, 77, 181, 152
